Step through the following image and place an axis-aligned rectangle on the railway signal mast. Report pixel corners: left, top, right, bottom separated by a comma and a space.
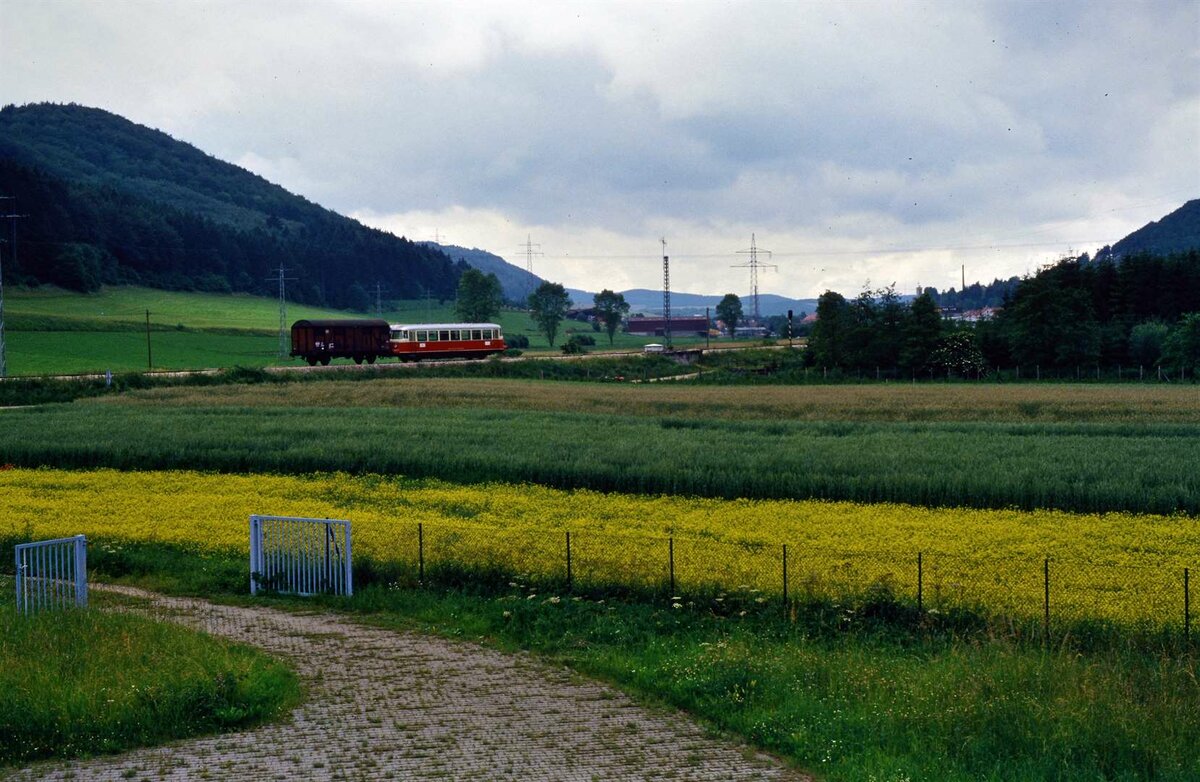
731, 233, 776, 326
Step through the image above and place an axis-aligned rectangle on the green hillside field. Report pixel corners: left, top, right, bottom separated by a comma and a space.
1, 286, 687, 375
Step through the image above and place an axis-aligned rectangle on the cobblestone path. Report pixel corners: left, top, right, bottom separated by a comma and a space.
7, 586, 808, 781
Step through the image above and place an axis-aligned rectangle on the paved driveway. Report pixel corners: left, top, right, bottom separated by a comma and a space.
7, 587, 808, 781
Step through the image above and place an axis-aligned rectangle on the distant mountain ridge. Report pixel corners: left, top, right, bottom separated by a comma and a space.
422, 242, 542, 303
612, 289, 819, 318
0, 102, 461, 307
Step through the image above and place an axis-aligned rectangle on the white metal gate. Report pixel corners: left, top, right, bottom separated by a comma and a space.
14, 535, 88, 614
249, 515, 353, 597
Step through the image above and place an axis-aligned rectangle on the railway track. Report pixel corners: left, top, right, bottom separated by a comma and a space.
1, 343, 799, 383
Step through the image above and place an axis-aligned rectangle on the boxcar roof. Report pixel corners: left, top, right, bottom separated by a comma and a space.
390, 323, 502, 330
291, 319, 390, 328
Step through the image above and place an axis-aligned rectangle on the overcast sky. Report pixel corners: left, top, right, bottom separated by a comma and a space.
5, 0, 1199, 297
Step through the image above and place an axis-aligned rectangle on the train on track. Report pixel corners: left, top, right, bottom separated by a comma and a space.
290, 319, 506, 365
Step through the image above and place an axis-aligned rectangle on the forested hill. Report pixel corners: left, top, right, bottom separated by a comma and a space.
1095, 199, 1200, 261
0, 103, 462, 307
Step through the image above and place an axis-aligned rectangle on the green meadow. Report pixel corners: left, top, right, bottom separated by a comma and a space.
1, 285, 698, 375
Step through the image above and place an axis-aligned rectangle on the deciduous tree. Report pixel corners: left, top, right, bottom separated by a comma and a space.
455, 268, 503, 322
528, 281, 572, 347
716, 294, 743, 338
593, 289, 630, 346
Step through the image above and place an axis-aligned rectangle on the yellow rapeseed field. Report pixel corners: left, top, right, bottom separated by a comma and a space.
2, 468, 1195, 627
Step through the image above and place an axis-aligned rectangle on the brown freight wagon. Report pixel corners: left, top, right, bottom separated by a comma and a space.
290, 319, 391, 365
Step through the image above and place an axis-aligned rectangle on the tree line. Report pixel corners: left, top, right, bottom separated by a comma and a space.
807, 250, 1200, 374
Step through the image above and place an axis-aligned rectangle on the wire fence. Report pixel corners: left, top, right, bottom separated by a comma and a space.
734, 364, 1197, 384
368, 522, 1194, 644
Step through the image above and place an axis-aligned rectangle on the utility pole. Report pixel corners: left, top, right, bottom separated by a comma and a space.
0, 196, 28, 379
267, 265, 297, 358
705, 306, 710, 350
661, 237, 672, 350
145, 309, 153, 370
732, 233, 776, 326
373, 282, 389, 317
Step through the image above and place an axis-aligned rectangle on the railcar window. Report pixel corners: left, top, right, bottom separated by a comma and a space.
425, 331, 435, 342
450, 330, 461, 340
391, 330, 401, 340
469, 329, 480, 340
440, 330, 451, 341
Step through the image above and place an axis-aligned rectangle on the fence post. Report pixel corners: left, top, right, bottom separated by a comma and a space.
1043, 558, 1050, 643
782, 544, 788, 606
566, 531, 573, 591
917, 552, 923, 614
1186, 567, 1191, 646
14, 544, 22, 614
249, 516, 259, 595
343, 522, 353, 597
669, 537, 675, 596
418, 523, 425, 585
74, 535, 88, 608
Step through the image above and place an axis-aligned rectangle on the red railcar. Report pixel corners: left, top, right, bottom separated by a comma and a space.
290, 319, 391, 365
389, 322, 506, 360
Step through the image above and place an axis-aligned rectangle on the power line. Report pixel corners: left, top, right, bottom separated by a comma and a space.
532, 238, 1125, 261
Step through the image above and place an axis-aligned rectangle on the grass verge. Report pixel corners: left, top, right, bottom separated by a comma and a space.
58, 540, 1200, 782
0, 587, 300, 767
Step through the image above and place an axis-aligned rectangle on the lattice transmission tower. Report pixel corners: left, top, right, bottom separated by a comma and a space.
0, 196, 27, 379
731, 233, 776, 326
518, 235, 544, 299
661, 237, 671, 349
267, 265, 297, 358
